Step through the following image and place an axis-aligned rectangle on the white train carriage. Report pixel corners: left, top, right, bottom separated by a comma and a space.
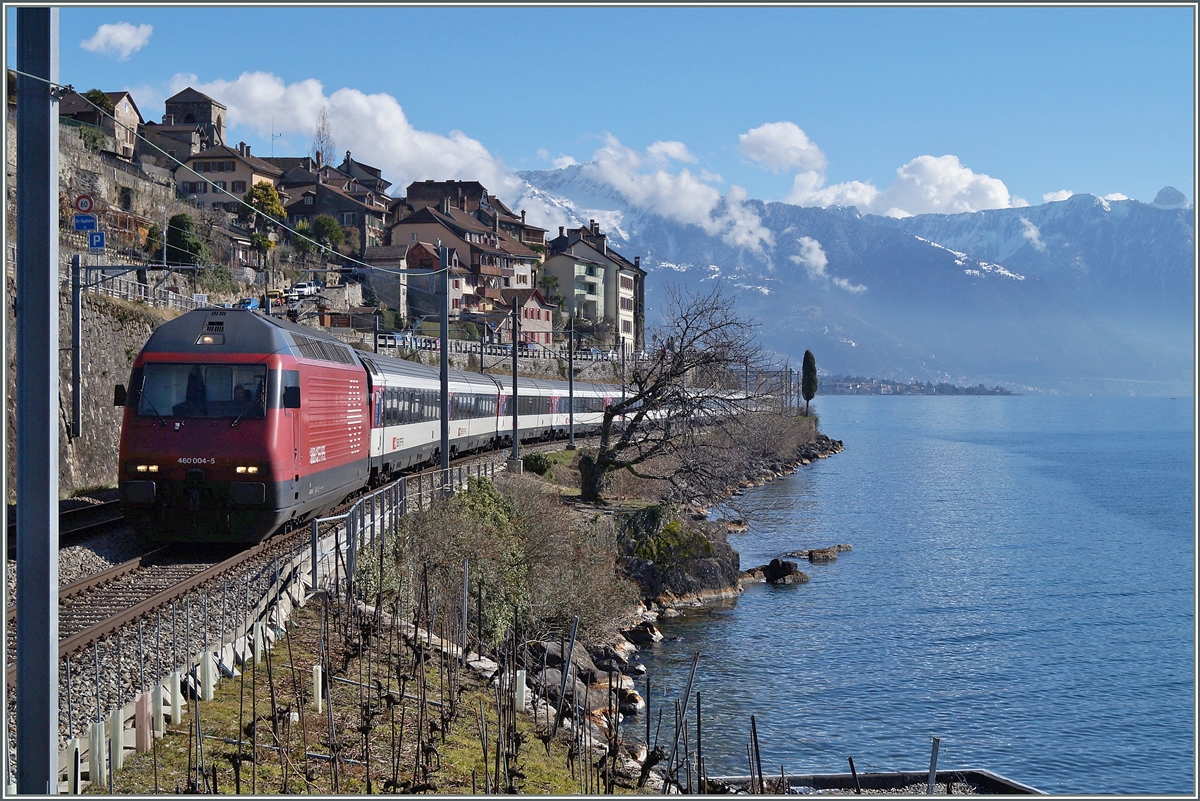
359, 349, 624, 482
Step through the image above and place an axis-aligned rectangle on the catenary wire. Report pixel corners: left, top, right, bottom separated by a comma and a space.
7, 67, 453, 278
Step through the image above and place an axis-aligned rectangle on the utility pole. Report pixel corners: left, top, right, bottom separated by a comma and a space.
567, 300, 575, 449
438, 246, 450, 476
16, 7, 60, 793
507, 299, 521, 471
70, 255, 82, 438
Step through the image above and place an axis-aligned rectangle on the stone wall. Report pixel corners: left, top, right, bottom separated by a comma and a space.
5, 276, 165, 502
7, 110, 177, 262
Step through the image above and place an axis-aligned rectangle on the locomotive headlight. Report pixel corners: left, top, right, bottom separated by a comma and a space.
134, 464, 159, 473
196, 333, 225, 345
235, 465, 259, 474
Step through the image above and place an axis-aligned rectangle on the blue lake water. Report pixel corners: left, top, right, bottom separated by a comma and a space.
634, 395, 1194, 795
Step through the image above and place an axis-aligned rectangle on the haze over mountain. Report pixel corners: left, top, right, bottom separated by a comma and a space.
515, 167, 1194, 395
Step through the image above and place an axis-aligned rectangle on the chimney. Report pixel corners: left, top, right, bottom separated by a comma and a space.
558, 226, 564, 237
237, 141, 245, 156
315, 150, 323, 170
635, 256, 640, 269
244, 144, 251, 157
521, 210, 526, 224
345, 149, 351, 165
162, 114, 174, 125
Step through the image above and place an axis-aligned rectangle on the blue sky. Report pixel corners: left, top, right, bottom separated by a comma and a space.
6, 5, 1196, 221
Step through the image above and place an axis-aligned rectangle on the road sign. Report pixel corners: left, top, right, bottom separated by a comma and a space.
88, 232, 105, 253
74, 195, 93, 213
73, 214, 96, 231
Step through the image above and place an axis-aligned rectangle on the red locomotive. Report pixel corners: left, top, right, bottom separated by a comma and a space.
116, 308, 616, 543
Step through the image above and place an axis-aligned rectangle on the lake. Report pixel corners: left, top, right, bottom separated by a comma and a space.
634, 395, 1194, 795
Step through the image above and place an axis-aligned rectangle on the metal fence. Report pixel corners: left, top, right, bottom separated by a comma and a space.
309, 460, 500, 603
51, 457, 504, 793
58, 269, 203, 313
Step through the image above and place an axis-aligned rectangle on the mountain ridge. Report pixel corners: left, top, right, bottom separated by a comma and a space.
513, 168, 1194, 395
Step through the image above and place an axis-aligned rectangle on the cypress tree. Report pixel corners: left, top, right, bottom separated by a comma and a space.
801, 349, 818, 416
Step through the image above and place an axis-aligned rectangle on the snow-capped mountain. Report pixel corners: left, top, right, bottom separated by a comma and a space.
514, 168, 1194, 395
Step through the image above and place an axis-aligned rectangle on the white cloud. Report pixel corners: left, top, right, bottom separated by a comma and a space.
738, 122, 826, 173
538, 147, 578, 168
170, 71, 520, 197
1043, 189, 1074, 202
647, 140, 697, 164
788, 236, 866, 293
784, 151, 1012, 217
882, 155, 1012, 216
1019, 217, 1046, 252
786, 169, 882, 210
1103, 192, 1129, 201
80, 22, 152, 60
750, 121, 1019, 217
1012, 195, 1030, 207
580, 133, 773, 251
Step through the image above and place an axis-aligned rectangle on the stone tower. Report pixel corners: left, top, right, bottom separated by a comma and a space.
163, 86, 226, 147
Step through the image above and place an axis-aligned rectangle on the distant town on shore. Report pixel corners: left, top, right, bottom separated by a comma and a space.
823, 376, 1016, 396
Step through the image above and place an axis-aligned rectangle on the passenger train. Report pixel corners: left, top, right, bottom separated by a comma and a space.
115, 307, 622, 543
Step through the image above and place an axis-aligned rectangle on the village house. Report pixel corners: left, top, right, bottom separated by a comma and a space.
176, 141, 284, 213
496, 288, 557, 347
58, 90, 143, 159
542, 220, 646, 351
272, 151, 391, 255
391, 180, 543, 288
403, 242, 478, 321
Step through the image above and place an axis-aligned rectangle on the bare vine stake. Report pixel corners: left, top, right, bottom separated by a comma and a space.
493, 680, 507, 791
697, 691, 704, 793
251, 619, 257, 795
265, 637, 286, 790
746, 744, 755, 795
323, 602, 340, 793
283, 615, 312, 792
552, 615, 580, 736
477, 701, 490, 795
686, 714, 696, 796
236, 608, 246, 795
751, 714, 765, 795
663, 651, 700, 794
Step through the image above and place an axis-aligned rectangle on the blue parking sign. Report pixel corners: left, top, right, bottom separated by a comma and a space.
88, 231, 105, 252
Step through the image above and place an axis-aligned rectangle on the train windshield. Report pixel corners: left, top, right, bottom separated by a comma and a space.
137, 363, 268, 420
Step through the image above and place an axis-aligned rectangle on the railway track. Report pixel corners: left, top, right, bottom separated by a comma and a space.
5, 500, 125, 559
5, 528, 310, 690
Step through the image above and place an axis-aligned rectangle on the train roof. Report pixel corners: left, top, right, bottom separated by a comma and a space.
143, 308, 624, 397
141, 307, 360, 367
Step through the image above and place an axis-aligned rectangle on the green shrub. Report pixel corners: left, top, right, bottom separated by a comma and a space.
522, 452, 553, 476
198, 263, 237, 295
79, 125, 105, 153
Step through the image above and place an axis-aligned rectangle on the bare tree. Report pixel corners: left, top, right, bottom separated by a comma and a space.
310, 106, 336, 165
578, 284, 761, 504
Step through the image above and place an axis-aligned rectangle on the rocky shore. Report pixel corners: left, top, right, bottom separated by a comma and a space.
524, 427, 846, 789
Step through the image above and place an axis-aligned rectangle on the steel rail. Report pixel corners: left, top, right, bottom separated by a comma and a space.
5, 548, 164, 625
5, 532, 301, 689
